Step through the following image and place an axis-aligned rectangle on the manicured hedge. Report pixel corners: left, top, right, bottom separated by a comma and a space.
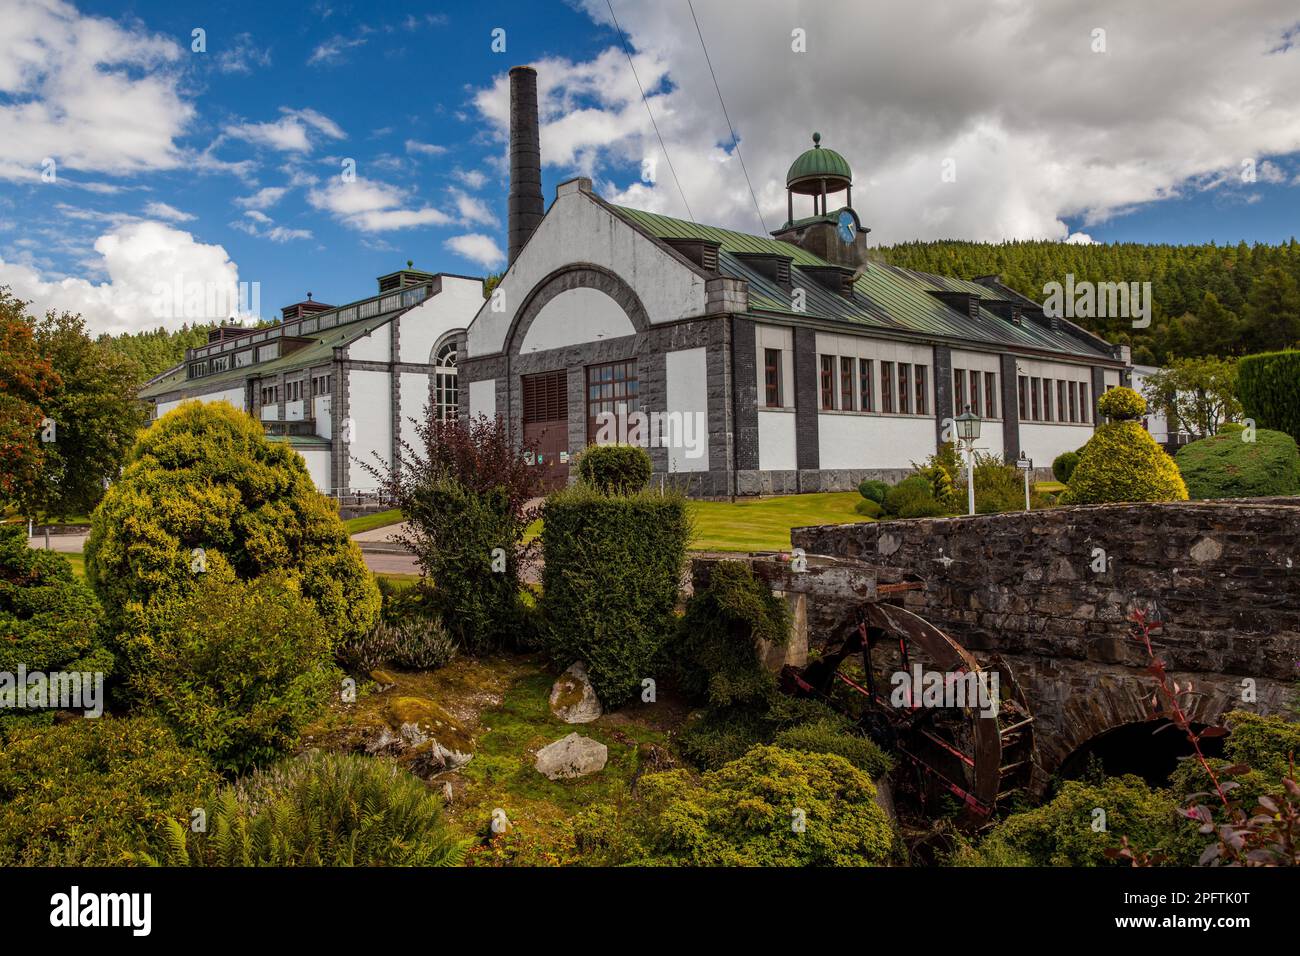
540, 486, 691, 706
1052, 450, 1082, 484
1237, 350, 1300, 444
1175, 427, 1300, 499
576, 444, 653, 494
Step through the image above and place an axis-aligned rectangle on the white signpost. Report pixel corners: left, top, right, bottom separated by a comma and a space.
1016, 453, 1033, 511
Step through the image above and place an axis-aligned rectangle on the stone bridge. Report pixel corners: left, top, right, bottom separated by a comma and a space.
703, 499, 1300, 797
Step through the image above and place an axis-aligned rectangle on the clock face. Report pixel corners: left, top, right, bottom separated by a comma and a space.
837, 209, 856, 244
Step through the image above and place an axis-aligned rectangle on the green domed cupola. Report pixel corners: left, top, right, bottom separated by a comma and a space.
786, 132, 853, 194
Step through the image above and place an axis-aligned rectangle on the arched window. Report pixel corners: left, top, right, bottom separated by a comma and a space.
434, 340, 458, 421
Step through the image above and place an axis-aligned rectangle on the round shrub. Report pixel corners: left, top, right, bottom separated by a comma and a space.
1059, 421, 1188, 505
1052, 450, 1082, 484
605, 745, 895, 866
969, 775, 1201, 866
669, 560, 789, 708
116, 567, 336, 773
858, 478, 889, 504
143, 752, 468, 866
0, 715, 218, 866
541, 486, 691, 706
884, 475, 950, 518
1174, 427, 1300, 499
0, 524, 111, 723
1097, 386, 1146, 421
576, 444, 652, 494
854, 497, 883, 517
85, 400, 379, 647
1237, 349, 1300, 444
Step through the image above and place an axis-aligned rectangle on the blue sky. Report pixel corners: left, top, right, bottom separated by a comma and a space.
2, 0, 1299, 334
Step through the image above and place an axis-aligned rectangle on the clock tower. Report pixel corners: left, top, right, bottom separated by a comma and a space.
772, 132, 870, 270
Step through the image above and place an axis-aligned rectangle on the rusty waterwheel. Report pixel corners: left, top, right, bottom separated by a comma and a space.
782, 602, 1037, 826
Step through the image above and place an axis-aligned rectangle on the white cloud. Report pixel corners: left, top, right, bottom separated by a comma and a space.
0, 220, 245, 334
0, 0, 191, 181
216, 33, 272, 74
225, 108, 345, 153
1065, 232, 1097, 245
451, 189, 498, 226
308, 177, 453, 232
405, 140, 447, 157
308, 34, 367, 66
234, 186, 289, 210
144, 201, 194, 222
231, 209, 312, 243
443, 233, 505, 269
468, 0, 1300, 243
454, 168, 489, 190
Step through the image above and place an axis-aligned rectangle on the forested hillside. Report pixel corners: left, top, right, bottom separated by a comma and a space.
875, 239, 1300, 365
98, 322, 263, 382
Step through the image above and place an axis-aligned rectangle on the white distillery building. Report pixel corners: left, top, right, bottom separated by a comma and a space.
456, 66, 1132, 495
138, 267, 484, 495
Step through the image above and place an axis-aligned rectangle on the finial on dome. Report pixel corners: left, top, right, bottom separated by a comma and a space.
812, 131, 821, 147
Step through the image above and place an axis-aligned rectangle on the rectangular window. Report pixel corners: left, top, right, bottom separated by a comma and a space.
1057, 381, 1067, 423
1079, 382, 1091, 423
1031, 378, 1042, 421
1043, 378, 1054, 422
859, 358, 874, 412
953, 369, 966, 414
819, 355, 835, 410
968, 370, 981, 417
764, 348, 782, 408
584, 361, 636, 441
1068, 382, 1078, 422
840, 356, 855, 411
898, 363, 911, 414
881, 361, 895, 413
984, 371, 998, 419
915, 365, 929, 416
235, 350, 253, 368
1018, 375, 1028, 419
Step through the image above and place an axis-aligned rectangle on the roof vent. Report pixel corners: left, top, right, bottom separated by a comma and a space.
664, 237, 720, 273
378, 263, 436, 294
983, 299, 1026, 326
928, 290, 981, 321
800, 264, 856, 299
281, 294, 334, 322
734, 252, 793, 288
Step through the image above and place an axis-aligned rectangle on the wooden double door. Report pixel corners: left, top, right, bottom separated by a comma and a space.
521, 370, 570, 493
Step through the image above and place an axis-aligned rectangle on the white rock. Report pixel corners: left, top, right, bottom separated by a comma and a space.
549, 662, 603, 724
534, 732, 608, 780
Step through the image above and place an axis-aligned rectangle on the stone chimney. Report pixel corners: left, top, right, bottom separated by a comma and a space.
508, 65, 544, 266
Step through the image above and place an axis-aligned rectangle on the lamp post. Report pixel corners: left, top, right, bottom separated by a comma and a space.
955, 405, 982, 516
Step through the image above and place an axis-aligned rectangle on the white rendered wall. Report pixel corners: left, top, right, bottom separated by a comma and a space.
157, 387, 246, 418
347, 370, 392, 491
1016, 422, 1094, 465
466, 187, 709, 358
818, 414, 938, 471
754, 324, 795, 408
758, 410, 797, 471
298, 448, 332, 493
520, 287, 636, 353
348, 320, 391, 363
469, 379, 496, 419
285, 399, 305, 422
314, 396, 332, 439
663, 347, 709, 473
260, 403, 278, 422
397, 275, 481, 365
399, 372, 431, 454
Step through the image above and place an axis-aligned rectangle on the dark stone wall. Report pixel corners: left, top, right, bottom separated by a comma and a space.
791, 500, 1300, 786
793, 327, 820, 474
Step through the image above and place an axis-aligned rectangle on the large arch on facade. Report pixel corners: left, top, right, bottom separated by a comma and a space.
503, 262, 651, 358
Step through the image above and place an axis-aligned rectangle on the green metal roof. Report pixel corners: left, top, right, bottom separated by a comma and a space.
138, 308, 396, 400
786, 133, 852, 188
611, 204, 1117, 362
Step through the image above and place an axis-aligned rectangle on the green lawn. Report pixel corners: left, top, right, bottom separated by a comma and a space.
64, 552, 86, 579
688, 491, 871, 552
343, 508, 404, 535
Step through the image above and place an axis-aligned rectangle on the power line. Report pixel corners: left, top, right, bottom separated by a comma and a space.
686, 0, 767, 235
605, 0, 693, 220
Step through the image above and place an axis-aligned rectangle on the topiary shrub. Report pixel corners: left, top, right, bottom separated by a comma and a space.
140, 751, 469, 866
883, 475, 951, 518
540, 485, 691, 706
970, 775, 1202, 866
85, 400, 379, 647
0, 715, 218, 866
1060, 390, 1188, 505
115, 567, 335, 774
0, 524, 112, 724
1052, 449, 1082, 484
667, 561, 789, 708
573, 745, 895, 866
1237, 349, 1300, 444
858, 478, 889, 504
1174, 427, 1300, 499
1097, 385, 1146, 421
772, 717, 894, 779
854, 497, 883, 517
576, 443, 653, 494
